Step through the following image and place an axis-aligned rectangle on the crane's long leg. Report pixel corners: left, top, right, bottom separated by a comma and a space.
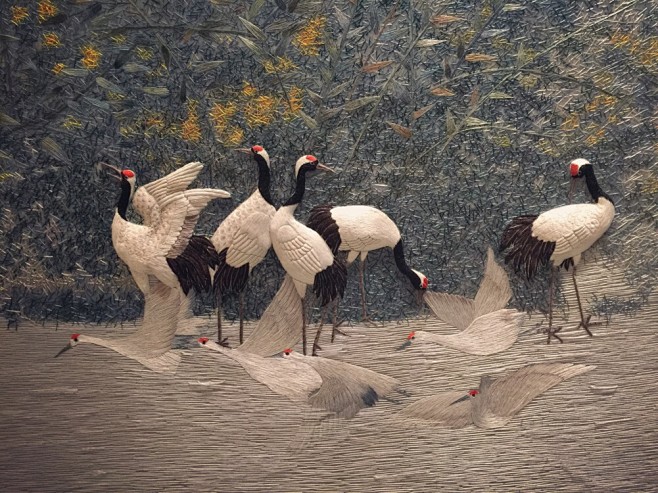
302, 296, 307, 356
546, 267, 563, 344
330, 298, 349, 342
239, 290, 245, 345
572, 266, 599, 336
313, 305, 327, 356
217, 292, 229, 347
359, 259, 373, 323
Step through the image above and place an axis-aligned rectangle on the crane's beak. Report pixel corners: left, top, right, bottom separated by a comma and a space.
235, 148, 252, 155
395, 339, 412, 351
54, 344, 72, 358
100, 162, 122, 181
450, 394, 472, 405
567, 175, 582, 204
316, 163, 335, 173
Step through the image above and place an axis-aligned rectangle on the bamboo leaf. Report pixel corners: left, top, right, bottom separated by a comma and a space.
246, 0, 266, 20
40, 137, 71, 164
344, 96, 380, 112
361, 61, 393, 73
465, 116, 489, 127
96, 77, 125, 94
416, 39, 446, 48
328, 81, 350, 98
386, 121, 412, 139
446, 109, 456, 135
503, 4, 525, 12
83, 97, 110, 111
239, 17, 267, 42
412, 103, 435, 120
190, 60, 225, 73
489, 91, 514, 100
160, 44, 171, 69
0, 112, 20, 127
238, 36, 268, 58
430, 14, 463, 25
306, 89, 323, 106
465, 53, 498, 63
298, 110, 318, 129
141, 87, 170, 96
469, 86, 480, 109
61, 68, 89, 77
430, 86, 455, 97
122, 62, 150, 73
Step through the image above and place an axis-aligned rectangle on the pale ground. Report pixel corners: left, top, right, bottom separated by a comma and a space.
0, 259, 657, 492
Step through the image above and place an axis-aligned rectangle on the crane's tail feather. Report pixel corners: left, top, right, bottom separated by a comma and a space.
313, 258, 347, 306
167, 235, 219, 295
306, 204, 342, 255
213, 248, 250, 294
499, 215, 555, 278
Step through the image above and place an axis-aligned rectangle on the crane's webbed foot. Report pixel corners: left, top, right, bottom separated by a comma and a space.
218, 337, 230, 348
545, 325, 563, 344
312, 342, 322, 356
577, 314, 600, 337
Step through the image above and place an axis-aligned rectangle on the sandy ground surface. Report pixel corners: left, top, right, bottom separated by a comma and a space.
1, 259, 657, 492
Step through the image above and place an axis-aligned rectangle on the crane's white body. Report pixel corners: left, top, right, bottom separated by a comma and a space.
327, 205, 401, 263
415, 248, 523, 355
270, 204, 335, 299
399, 363, 595, 429
111, 162, 230, 295
211, 189, 275, 272
532, 198, 615, 266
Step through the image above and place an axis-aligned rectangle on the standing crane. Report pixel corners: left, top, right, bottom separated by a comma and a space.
306, 204, 428, 337
500, 158, 615, 343
398, 363, 595, 429
210, 145, 276, 347
270, 155, 347, 356
397, 248, 524, 355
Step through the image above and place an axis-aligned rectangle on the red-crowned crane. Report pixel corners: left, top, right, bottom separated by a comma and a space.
210, 145, 276, 347
499, 158, 615, 343
398, 248, 524, 355
398, 363, 594, 429
306, 204, 428, 336
103, 162, 230, 299
270, 155, 347, 356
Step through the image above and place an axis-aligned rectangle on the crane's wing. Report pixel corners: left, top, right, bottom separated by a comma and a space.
156, 188, 230, 258
131, 187, 160, 227
473, 248, 512, 317
237, 275, 304, 357
275, 223, 335, 284
141, 161, 204, 205
303, 356, 400, 419
224, 211, 273, 268
532, 203, 608, 259
424, 291, 475, 331
480, 363, 595, 421
398, 391, 473, 428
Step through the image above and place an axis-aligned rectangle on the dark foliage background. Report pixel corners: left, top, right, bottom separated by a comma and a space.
0, 0, 656, 326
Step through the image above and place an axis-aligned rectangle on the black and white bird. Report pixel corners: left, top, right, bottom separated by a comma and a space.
306, 205, 428, 334
104, 162, 230, 298
210, 145, 276, 346
270, 155, 347, 356
398, 363, 595, 429
500, 158, 615, 343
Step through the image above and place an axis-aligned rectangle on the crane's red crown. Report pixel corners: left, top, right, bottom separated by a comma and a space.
305, 155, 317, 162
283, 348, 293, 355
407, 331, 416, 340
468, 389, 479, 397
252, 145, 264, 153
71, 333, 80, 341
570, 163, 580, 177
421, 277, 429, 289
198, 337, 209, 344
122, 169, 135, 178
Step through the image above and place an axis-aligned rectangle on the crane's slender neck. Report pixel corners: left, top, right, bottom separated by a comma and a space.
283, 169, 307, 207
393, 240, 417, 287
255, 155, 274, 206
117, 179, 133, 220
582, 167, 613, 204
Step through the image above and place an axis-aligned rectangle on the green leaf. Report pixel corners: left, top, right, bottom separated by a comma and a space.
239, 36, 268, 58
246, 0, 266, 20
190, 61, 225, 73
446, 109, 456, 135
40, 136, 71, 164
61, 68, 89, 77
298, 110, 318, 130
489, 91, 514, 100
96, 77, 125, 94
0, 112, 20, 127
464, 116, 489, 127
239, 17, 267, 42
344, 96, 379, 112
141, 87, 170, 96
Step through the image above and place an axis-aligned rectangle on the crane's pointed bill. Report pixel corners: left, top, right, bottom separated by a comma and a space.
235, 148, 251, 154
316, 163, 335, 173
450, 394, 472, 405
396, 339, 412, 351
54, 344, 72, 358
100, 162, 122, 181
568, 175, 582, 204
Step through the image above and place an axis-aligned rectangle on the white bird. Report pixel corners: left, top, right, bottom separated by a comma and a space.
105, 162, 230, 298
398, 363, 595, 429
398, 248, 525, 355
306, 205, 429, 334
210, 145, 276, 347
270, 155, 347, 356
55, 279, 183, 373
198, 340, 399, 418
500, 158, 615, 343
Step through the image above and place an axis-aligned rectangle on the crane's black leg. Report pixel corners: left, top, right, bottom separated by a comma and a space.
217, 292, 229, 347
546, 267, 563, 344
239, 290, 245, 345
359, 259, 373, 323
302, 296, 307, 356
313, 305, 327, 356
331, 298, 349, 341
572, 266, 599, 336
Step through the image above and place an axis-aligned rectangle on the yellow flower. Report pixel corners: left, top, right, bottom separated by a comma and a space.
181, 101, 202, 142
585, 128, 606, 147
37, 0, 58, 22
111, 34, 127, 45
62, 116, 82, 129
241, 82, 258, 97
560, 114, 580, 131
81, 45, 101, 69
244, 95, 277, 127
263, 56, 297, 74
293, 16, 326, 56
209, 102, 237, 132
518, 74, 539, 89
51, 62, 65, 75
42, 32, 62, 48
136, 47, 153, 61
282, 86, 303, 120
223, 126, 244, 147
11, 6, 29, 25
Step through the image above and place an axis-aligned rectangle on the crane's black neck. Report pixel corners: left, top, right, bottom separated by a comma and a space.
255, 155, 274, 205
393, 240, 418, 288
283, 168, 308, 207
117, 179, 132, 220
582, 165, 613, 204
